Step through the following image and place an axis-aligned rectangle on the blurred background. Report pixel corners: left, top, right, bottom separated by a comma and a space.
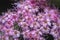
0, 0, 19, 15
48, 0, 60, 9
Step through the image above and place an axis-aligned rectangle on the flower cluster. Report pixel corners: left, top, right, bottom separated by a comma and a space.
0, 0, 60, 40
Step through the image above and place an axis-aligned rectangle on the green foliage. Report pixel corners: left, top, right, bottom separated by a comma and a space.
48, 0, 60, 9
14, 22, 23, 32
0, 31, 4, 36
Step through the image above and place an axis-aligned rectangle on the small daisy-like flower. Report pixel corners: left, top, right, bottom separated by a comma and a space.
31, 21, 40, 29
40, 26, 50, 33
13, 30, 20, 38
5, 36, 9, 40
50, 28, 59, 38
5, 20, 14, 28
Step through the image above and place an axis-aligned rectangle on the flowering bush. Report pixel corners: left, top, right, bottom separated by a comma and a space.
0, 0, 60, 40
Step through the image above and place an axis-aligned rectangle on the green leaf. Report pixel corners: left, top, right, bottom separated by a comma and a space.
14, 22, 23, 32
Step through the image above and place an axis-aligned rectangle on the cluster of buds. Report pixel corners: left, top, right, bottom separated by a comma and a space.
0, 0, 60, 40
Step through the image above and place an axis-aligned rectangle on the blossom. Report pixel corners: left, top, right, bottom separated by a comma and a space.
0, 0, 60, 40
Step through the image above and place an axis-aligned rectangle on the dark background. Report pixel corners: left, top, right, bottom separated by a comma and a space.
0, 0, 19, 15
48, 0, 60, 9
